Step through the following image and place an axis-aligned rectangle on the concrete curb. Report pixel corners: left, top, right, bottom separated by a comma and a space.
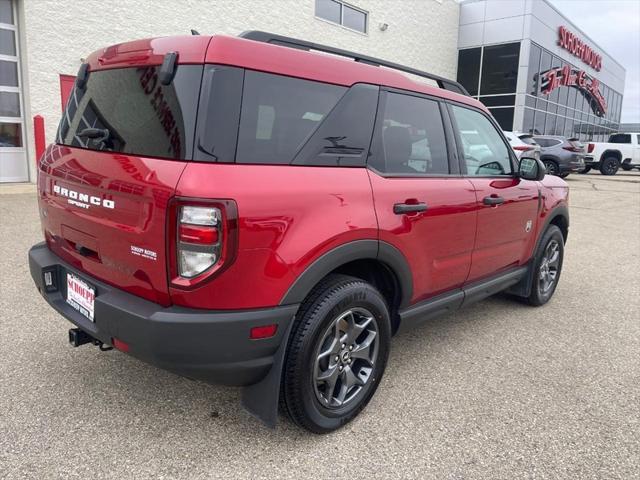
0, 183, 37, 195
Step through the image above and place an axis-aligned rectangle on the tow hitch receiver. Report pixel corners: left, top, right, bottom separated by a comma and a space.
68, 328, 113, 351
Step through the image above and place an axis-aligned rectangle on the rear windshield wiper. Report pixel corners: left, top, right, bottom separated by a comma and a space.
77, 127, 110, 140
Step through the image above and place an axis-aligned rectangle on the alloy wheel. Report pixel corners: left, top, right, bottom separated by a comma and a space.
313, 307, 379, 408
603, 160, 617, 175
538, 239, 560, 294
544, 161, 557, 175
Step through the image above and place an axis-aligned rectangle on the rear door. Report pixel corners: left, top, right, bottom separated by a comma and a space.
368, 90, 477, 304
448, 103, 540, 282
39, 64, 202, 305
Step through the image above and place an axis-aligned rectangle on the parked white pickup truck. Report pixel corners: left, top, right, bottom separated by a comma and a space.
583, 133, 640, 175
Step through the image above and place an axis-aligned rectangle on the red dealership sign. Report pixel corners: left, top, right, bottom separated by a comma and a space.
540, 66, 607, 116
558, 26, 602, 71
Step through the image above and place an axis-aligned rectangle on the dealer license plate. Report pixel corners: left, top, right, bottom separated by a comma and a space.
66, 273, 95, 321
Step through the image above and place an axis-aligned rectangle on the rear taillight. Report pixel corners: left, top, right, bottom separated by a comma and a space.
178, 206, 221, 278
513, 146, 533, 151
168, 199, 238, 289
562, 146, 582, 152
587, 143, 595, 153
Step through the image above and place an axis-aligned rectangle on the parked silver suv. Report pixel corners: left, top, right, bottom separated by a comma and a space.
533, 136, 585, 178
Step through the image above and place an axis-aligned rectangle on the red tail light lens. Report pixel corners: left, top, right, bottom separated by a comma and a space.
179, 222, 219, 244
587, 143, 595, 153
168, 199, 238, 289
513, 145, 533, 151
562, 146, 582, 152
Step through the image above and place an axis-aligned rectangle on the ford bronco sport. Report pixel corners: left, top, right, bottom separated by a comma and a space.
29, 31, 569, 433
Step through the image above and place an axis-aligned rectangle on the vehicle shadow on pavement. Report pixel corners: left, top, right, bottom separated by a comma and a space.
59, 291, 532, 440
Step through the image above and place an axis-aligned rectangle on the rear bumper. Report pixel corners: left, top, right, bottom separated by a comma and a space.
29, 242, 298, 386
559, 155, 585, 173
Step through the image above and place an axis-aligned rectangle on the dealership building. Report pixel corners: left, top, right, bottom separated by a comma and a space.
0, 0, 626, 183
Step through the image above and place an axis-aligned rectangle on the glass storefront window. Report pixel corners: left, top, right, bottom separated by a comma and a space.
0, 60, 18, 87
0, 29, 15, 56
523, 107, 535, 134
548, 56, 562, 103
0, 0, 13, 24
485, 41, 623, 141
533, 110, 546, 135
480, 43, 520, 95
540, 51, 552, 76
488, 107, 514, 130
457, 48, 481, 96
567, 86, 578, 111
537, 98, 548, 112
479, 95, 515, 107
0, 122, 22, 147
563, 118, 574, 138
545, 114, 557, 135
557, 62, 569, 107
0, 90, 20, 116
528, 43, 541, 96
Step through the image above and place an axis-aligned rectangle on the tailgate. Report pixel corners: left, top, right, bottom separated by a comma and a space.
38, 62, 203, 305
39, 146, 186, 305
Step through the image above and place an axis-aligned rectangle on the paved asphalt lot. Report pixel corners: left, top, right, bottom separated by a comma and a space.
1, 172, 638, 479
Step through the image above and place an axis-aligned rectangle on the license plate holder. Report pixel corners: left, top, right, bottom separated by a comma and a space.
66, 273, 95, 322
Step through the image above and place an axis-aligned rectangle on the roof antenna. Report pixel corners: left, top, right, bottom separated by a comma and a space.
191, 29, 200, 35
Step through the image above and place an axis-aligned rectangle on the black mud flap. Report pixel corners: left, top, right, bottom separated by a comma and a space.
240, 318, 296, 428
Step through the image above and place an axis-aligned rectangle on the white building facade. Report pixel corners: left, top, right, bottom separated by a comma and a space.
0, 0, 461, 183
457, 0, 626, 140
0, 0, 626, 183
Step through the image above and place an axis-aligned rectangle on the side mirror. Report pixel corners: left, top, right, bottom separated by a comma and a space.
518, 157, 546, 181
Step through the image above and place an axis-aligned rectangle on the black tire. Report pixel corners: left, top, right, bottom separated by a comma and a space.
578, 166, 591, 174
281, 274, 391, 433
559, 173, 570, 179
621, 163, 633, 171
525, 225, 564, 306
543, 160, 560, 176
599, 156, 619, 175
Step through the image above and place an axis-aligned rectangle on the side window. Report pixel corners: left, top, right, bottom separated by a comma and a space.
370, 92, 449, 175
609, 134, 631, 144
236, 71, 346, 165
534, 137, 550, 147
450, 105, 513, 176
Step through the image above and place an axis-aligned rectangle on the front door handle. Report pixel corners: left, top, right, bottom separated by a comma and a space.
393, 202, 428, 214
483, 195, 505, 206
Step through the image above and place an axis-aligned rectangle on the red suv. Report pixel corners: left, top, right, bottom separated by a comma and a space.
29, 31, 569, 433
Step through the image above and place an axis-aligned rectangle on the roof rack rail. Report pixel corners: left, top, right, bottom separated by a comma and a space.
239, 30, 470, 96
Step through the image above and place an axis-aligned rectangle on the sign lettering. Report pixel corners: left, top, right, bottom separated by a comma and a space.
540, 66, 607, 116
558, 26, 602, 71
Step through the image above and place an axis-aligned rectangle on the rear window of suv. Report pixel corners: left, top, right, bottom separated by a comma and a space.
57, 65, 202, 160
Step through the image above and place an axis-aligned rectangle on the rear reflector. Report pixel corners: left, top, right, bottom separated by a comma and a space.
112, 337, 130, 352
250, 324, 278, 340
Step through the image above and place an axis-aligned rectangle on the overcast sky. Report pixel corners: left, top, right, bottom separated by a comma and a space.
550, 0, 640, 123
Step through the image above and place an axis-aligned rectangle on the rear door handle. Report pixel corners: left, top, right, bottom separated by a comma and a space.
393, 202, 428, 214
483, 195, 505, 206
